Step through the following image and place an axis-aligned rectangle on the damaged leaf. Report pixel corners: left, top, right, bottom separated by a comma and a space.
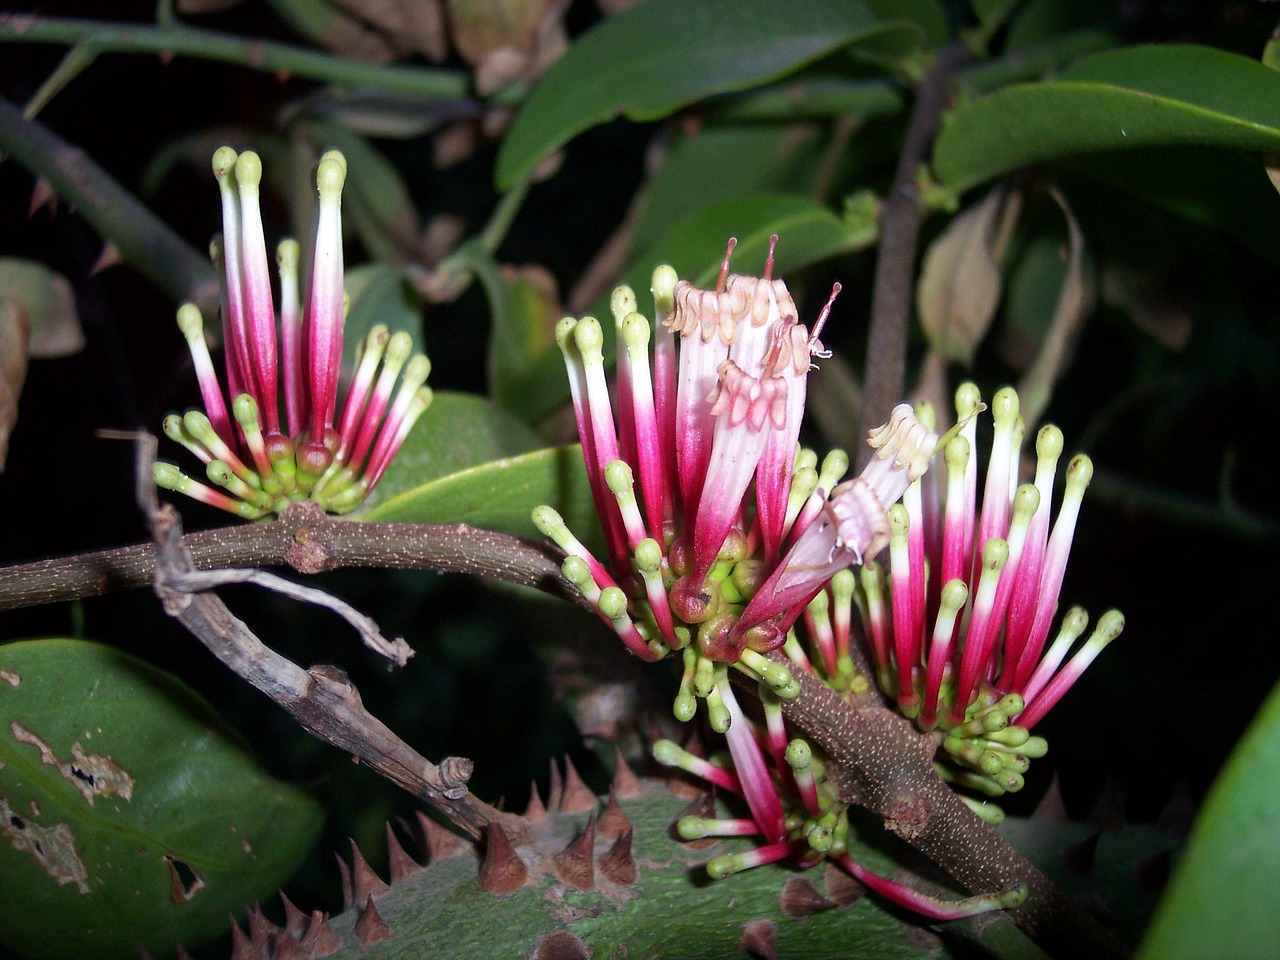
0, 639, 322, 960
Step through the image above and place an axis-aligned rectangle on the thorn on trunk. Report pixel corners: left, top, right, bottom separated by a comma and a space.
300, 911, 342, 957
279, 891, 308, 938
229, 917, 255, 960
560, 755, 597, 813
554, 813, 596, 891
598, 826, 637, 886
478, 821, 529, 896
1088, 777, 1126, 834
611, 746, 644, 800
386, 821, 422, 883
350, 838, 391, 903
598, 788, 632, 840
28, 177, 56, 217
247, 903, 278, 951
417, 809, 468, 863
528, 930, 591, 960
355, 894, 392, 946
335, 851, 354, 910
1032, 773, 1068, 822
779, 876, 835, 917
1063, 830, 1102, 875
270, 931, 310, 960
90, 241, 123, 276
739, 918, 777, 959
547, 757, 564, 811
524, 779, 548, 821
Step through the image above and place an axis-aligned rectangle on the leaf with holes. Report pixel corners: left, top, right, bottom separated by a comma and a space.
0, 639, 322, 960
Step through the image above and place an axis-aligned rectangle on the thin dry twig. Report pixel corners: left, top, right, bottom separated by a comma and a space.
133, 433, 520, 842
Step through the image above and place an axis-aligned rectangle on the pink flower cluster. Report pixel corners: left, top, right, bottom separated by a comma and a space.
535, 239, 936, 716
155, 147, 432, 518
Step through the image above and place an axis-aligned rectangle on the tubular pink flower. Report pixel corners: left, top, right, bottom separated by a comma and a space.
846, 383, 1123, 795
537, 245, 937, 739
305, 151, 347, 454
721, 683, 786, 843
158, 147, 431, 518
233, 151, 281, 435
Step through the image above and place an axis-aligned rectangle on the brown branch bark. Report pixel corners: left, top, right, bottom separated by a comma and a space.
773, 664, 1129, 959
857, 45, 969, 467
0, 501, 577, 612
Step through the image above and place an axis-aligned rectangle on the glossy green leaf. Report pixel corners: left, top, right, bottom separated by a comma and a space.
342, 262, 427, 370
862, 0, 947, 48
502, 191, 879, 423
356, 391, 595, 542
1004, 0, 1118, 52
361, 442, 595, 542
934, 45, 1280, 193
701, 75, 903, 124
495, 0, 885, 189
633, 125, 831, 255
0, 639, 322, 960
1138, 678, 1280, 960
359, 389, 545, 512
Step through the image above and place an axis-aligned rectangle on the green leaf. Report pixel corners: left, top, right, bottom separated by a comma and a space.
934, 45, 1280, 193
342, 262, 427, 369
360, 389, 544, 509
356, 391, 595, 542
495, 0, 886, 189
862, 0, 947, 48
501, 191, 879, 423
0, 639, 322, 960
1138, 678, 1280, 960
362, 442, 595, 542
1004, 0, 1118, 52
1062, 147, 1280, 265
633, 125, 831, 255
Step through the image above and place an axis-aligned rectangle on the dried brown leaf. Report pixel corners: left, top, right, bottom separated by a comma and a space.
916, 185, 1022, 366
448, 0, 568, 76
0, 258, 85, 358
0, 299, 30, 471
332, 0, 448, 60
